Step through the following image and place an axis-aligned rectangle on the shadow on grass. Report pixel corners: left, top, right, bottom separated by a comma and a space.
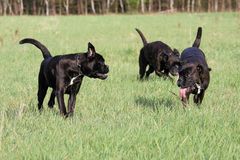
135, 96, 175, 112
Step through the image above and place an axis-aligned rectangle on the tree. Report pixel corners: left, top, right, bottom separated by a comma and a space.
149, 0, 153, 12
140, 0, 145, 13
170, 0, 174, 12
45, 0, 49, 16
197, 0, 201, 12
192, 0, 195, 12
237, 0, 240, 11
90, 0, 96, 14
64, 0, 69, 15
158, 0, 161, 11
214, 0, 218, 12
119, 0, 124, 13
187, 0, 190, 12
227, 0, 232, 11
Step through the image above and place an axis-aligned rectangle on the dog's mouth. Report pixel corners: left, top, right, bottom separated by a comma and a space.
179, 87, 190, 101
96, 73, 108, 80
179, 83, 201, 101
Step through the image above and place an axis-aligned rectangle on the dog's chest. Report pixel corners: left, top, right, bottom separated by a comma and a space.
69, 74, 83, 86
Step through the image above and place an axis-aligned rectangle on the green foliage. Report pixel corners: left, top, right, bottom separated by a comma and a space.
0, 13, 239, 159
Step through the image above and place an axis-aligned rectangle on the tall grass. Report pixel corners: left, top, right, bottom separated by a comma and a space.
0, 13, 239, 159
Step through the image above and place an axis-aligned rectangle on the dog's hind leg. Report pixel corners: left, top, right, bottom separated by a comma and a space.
37, 83, 48, 111
145, 66, 154, 79
37, 70, 48, 111
48, 89, 55, 108
139, 51, 147, 79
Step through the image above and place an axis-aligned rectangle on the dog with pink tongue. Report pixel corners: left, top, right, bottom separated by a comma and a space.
177, 27, 211, 105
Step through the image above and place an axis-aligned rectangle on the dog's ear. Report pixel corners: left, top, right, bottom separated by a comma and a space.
173, 48, 180, 56
162, 51, 169, 62
87, 42, 96, 58
197, 64, 204, 74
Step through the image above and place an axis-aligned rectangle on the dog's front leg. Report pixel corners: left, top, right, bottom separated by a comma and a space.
67, 93, 76, 117
56, 89, 67, 116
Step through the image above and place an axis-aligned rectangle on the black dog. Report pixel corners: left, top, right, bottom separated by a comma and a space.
177, 27, 211, 105
20, 38, 109, 116
135, 28, 180, 80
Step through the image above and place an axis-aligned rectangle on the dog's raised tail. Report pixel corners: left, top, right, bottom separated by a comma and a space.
192, 27, 202, 48
135, 28, 147, 46
19, 38, 52, 59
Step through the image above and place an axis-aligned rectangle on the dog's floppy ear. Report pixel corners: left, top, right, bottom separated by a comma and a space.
162, 51, 169, 62
87, 42, 96, 58
173, 48, 180, 56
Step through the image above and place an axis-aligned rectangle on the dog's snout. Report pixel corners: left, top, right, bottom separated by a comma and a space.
105, 65, 109, 72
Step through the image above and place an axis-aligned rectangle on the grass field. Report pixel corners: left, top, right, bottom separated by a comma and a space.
0, 13, 239, 159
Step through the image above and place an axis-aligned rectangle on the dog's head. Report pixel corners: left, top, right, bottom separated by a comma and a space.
162, 49, 180, 76
177, 62, 210, 100
80, 42, 109, 80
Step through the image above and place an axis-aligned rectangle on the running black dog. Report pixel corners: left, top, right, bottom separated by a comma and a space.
20, 38, 109, 116
177, 27, 211, 105
135, 28, 180, 80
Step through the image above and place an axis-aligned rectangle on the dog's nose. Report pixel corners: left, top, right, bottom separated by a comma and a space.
105, 65, 109, 72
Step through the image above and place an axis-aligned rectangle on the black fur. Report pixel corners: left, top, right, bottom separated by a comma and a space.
20, 38, 109, 116
177, 27, 211, 105
135, 28, 180, 80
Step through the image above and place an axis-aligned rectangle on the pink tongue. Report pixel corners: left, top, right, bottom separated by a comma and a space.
179, 88, 187, 99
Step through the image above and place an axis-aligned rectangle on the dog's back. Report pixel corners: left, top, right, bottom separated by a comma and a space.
180, 47, 207, 66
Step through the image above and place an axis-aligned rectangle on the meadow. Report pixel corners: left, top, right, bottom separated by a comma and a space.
0, 13, 239, 159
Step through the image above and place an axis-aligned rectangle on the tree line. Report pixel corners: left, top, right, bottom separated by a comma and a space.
0, 0, 239, 16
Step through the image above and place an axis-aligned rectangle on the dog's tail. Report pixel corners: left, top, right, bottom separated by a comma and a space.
135, 28, 147, 46
19, 38, 52, 59
192, 27, 202, 48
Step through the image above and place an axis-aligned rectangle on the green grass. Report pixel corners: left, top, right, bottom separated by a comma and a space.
0, 13, 240, 159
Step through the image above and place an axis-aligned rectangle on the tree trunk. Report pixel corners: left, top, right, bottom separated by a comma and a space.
237, 0, 240, 11
84, 0, 88, 14
227, 0, 232, 11
32, 0, 37, 15
119, 0, 124, 13
191, 0, 195, 12
149, 0, 153, 12
107, 0, 110, 13
187, 0, 190, 12
90, 0, 96, 14
197, 0, 201, 12
208, 0, 211, 12
8, 0, 13, 15
170, 0, 174, 12
50, 0, 56, 15
221, 0, 225, 11
158, 0, 161, 11
3, 0, 8, 15
181, 0, 185, 11
114, 0, 118, 13
0, 1, 2, 15
77, 0, 84, 14
45, 0, 49, 16
214, 0, 218, 12
64, 0, 69, 15
141, 0, 145, 13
